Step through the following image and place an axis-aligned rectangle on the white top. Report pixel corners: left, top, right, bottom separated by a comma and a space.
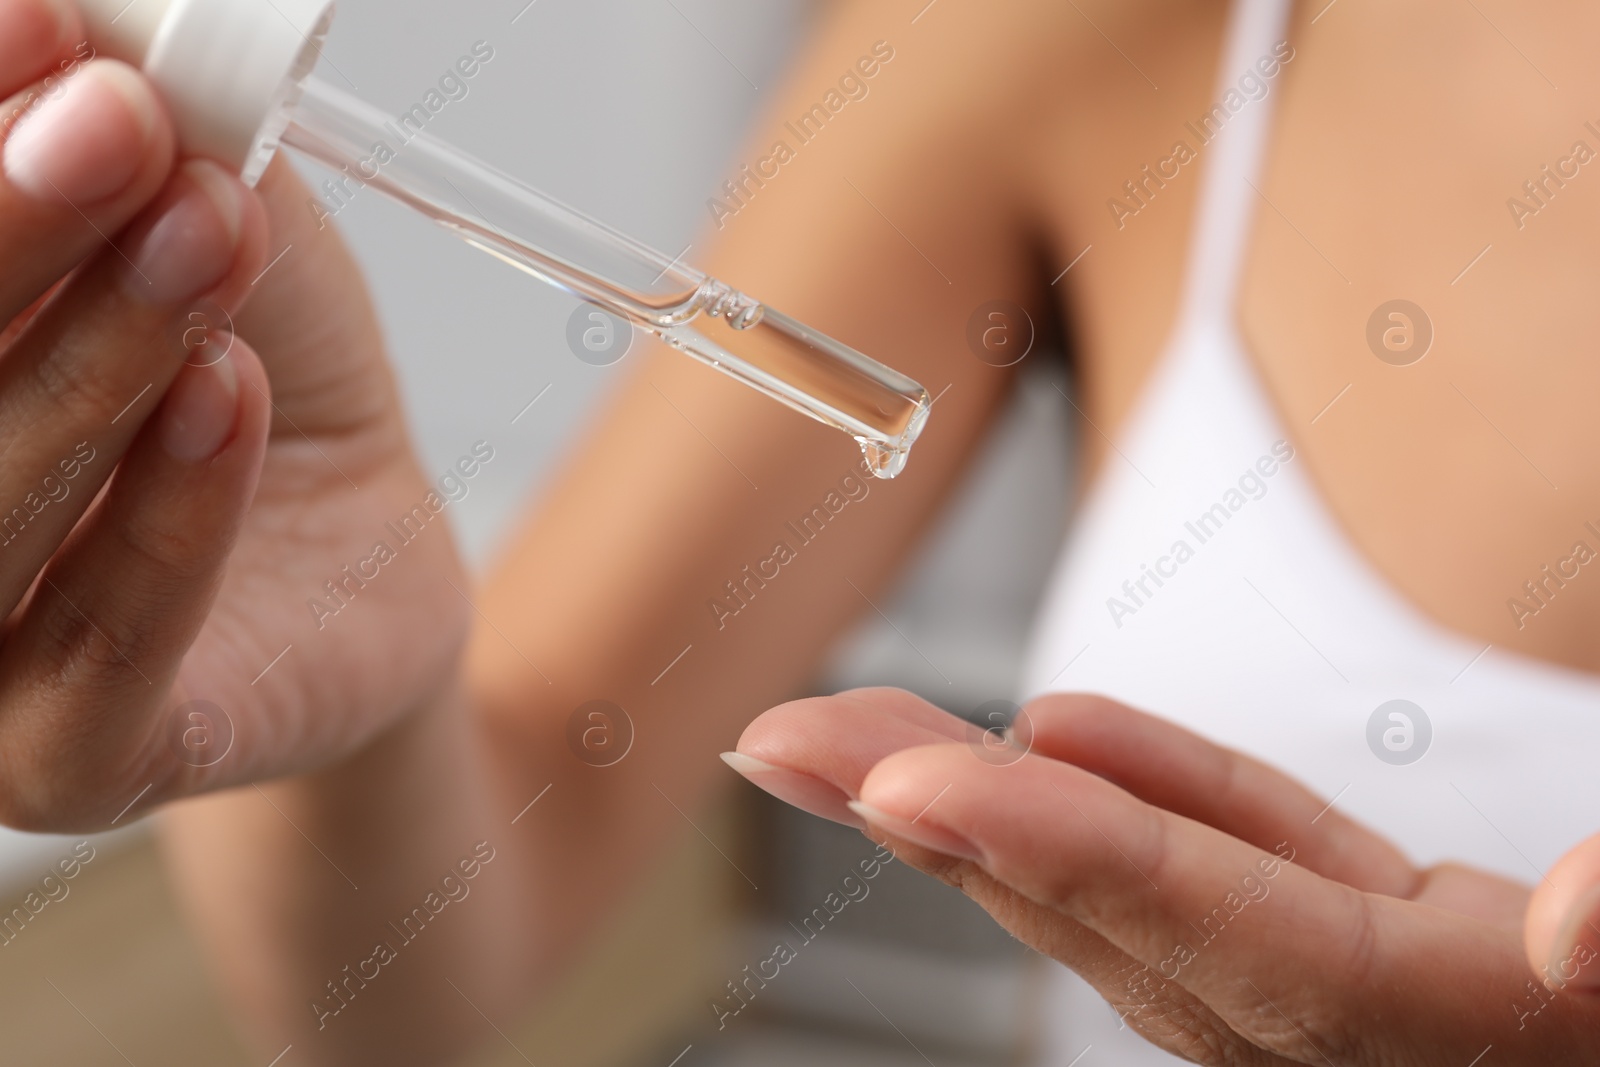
1020, 0, 1600, 1060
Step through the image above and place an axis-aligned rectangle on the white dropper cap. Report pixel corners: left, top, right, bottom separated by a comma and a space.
75, 0, 335, 186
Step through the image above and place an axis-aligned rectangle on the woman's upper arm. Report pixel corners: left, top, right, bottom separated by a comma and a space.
469, 1, 1057, 728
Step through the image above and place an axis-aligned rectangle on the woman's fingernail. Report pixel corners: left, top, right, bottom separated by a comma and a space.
160, 352, 240, 463
846, 800, 986, 864
4, 61, 157, 203
1549, 885, 1600, 991
719, 752, 865, 829
121, 160, 245, 304
0, 0, 74, 88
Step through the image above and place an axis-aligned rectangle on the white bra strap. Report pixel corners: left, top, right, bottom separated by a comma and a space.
1175, 0, 1296, 328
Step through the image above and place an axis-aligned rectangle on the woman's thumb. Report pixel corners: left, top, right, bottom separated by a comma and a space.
1526, 833, 1600, 993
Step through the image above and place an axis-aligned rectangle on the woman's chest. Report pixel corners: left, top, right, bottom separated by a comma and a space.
1032, 1, 1600, 671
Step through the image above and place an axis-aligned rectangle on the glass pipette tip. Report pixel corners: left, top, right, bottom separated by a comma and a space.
279, 77, 931, 478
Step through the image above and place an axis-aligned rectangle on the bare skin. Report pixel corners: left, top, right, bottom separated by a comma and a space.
734, 688, 1600, 1063
1023, 0, 1600, 669
4, 0, 1600, 1063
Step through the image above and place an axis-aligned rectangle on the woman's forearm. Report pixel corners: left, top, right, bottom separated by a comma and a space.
157, 683, 537, 1067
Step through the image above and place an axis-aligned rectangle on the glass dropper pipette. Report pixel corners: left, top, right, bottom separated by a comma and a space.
73, 0, 932, 478
278, 77, 931, 478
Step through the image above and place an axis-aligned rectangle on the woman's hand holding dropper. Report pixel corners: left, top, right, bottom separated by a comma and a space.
0, 0, 467, 834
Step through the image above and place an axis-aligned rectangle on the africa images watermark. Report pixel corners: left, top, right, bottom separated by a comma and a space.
1516, 936, 1600, 1032
1106, 40, 1295, 231
307, 41, 497, 231
0, 441, 97, 548
1505, 120, 1600, 231
705, 40, 897, 231
311, 840, 497, 1030
1, 41, 96, 140
1112, 842, 1297, 1029
1505, 520, 1600, 630
308, 441, 496, 630
709, 841, 896, 1031
1105, 441, 1296, 629
706, 457, 877, 630
0, 842, 97, 949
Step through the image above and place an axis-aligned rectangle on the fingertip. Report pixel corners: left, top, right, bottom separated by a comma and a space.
720, 751, 865, 829
734, 693, 985, 830
736, 693, 881, 772
4, 58, 170, 205
157, 334, 269, 472
0, 0, 83, 94
857, 741, 973, 811
116, 158, 267, 308
223, 335, 272, 455
733, 696, 818, 763
79, 58, 163, 152
720, 750, 778, 776
740, 689, 968, 789
177, 156, 272, 302
1528, 835, 1600, 990
202, 161, 272, 311
159, 347, 237, 464
853, 747, 990, 865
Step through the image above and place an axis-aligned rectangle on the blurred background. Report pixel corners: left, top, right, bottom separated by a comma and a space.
0, 0, 1079, 1062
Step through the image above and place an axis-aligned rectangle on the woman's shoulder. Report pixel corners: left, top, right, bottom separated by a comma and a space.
781, 1, 1230, 195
